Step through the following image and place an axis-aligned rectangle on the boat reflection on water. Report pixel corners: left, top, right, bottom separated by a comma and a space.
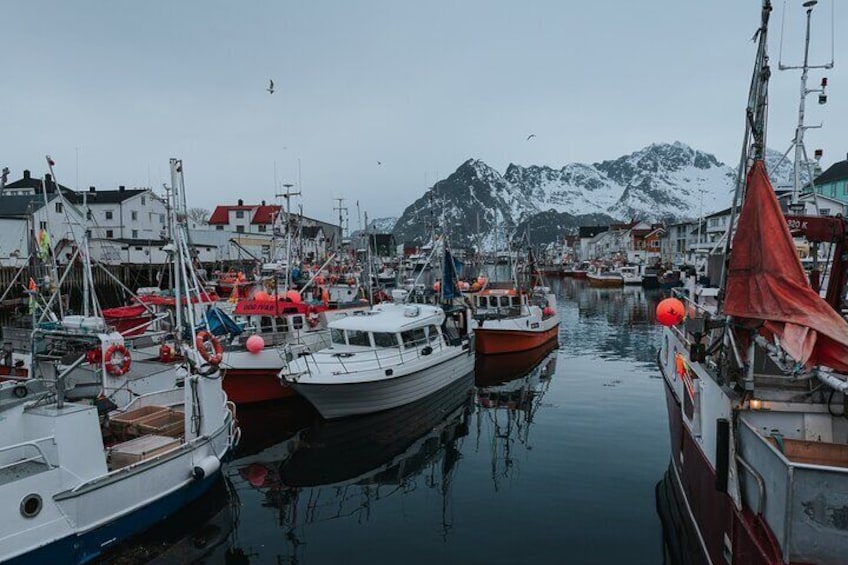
655, 464, 709, 565
228, 372, 475, 558
474, 346, 558, 490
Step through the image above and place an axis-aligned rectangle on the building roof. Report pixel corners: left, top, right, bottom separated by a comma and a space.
66, 188, 148, 205
812, 159, 848, 187
251, 205, 282, 225
0, 194, 55, 218
209, 205, 256, 224
3, 171, 73, 195
704, 207, 732, 219
301, 225, 325, 238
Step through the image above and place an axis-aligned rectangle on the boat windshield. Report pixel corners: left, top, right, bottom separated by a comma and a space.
330, 328, 345, 345
401, 328, 426, 348
346, 329, 371, 347
373, 332, 398, 348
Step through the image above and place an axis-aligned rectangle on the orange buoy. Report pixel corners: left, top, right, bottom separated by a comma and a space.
656, 298, 685, 327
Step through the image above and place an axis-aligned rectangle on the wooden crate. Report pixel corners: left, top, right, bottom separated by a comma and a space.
137, 409, 184, 438
110, 406, 169, 439
108, 434, 180, 470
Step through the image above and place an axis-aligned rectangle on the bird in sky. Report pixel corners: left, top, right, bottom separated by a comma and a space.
267, 79, 275, 94
526, 134, 536, 141
377, 161, 382, 166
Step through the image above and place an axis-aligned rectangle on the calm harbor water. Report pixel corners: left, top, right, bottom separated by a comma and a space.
100, 279, 678, 565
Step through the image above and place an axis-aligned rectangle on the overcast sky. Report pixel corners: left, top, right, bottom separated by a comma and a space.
3, 1, 844, 222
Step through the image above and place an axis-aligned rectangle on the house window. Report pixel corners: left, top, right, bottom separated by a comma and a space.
55, 202, 63, 213
236, 225, 244, 233
141, 196, 146, 205
132, 229, 138, 238
106, 230, 114, 238
105, 210, 113, 220
820, 208, 831, 216
131, 211, 138, 221
216, 225, 224, 231
709, 218, 719, 228
40, 221, 48, 230
159, 214, 165, 224
258, 224, 266, 232
235, 211, 244, 219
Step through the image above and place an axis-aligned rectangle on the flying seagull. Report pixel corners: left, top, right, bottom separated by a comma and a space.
377, 161, 382, 166
526, 134, 536, 141
267, 79, 275, 94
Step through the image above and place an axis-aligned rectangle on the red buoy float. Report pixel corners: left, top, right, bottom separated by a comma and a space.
656, 298, 686, 327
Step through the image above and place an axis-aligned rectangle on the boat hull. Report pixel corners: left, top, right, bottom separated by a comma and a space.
3, 419, 233, 565
475, 323, 559, 355
586, 275, 623, 288
289, 348, 476, 419
222, 367, 297, 404
13, 469, 222, 565
660, 363, 785, 565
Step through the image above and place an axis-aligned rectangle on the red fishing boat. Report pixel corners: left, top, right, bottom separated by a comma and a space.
658, 4, 848, 563
470, 248, 560, 355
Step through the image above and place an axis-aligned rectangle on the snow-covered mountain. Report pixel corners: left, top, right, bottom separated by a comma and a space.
393, 142, 806, 247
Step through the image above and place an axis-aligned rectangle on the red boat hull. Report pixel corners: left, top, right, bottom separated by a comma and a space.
475, 324, 559, 355
222, 368, 297, 404
662, 377, 785, 565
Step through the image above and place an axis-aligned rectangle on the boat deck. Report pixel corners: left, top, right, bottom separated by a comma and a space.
0, 460, 50, 486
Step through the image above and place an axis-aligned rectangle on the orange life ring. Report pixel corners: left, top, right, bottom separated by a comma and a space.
104, 344, 132, 376
196, 330, 224, 366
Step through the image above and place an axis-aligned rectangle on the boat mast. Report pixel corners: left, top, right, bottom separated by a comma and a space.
716, 0, 774, 307
278, 182, 300, 291
779, 0, 832, 208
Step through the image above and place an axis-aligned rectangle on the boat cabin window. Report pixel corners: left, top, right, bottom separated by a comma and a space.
426, 325, 441, 342
275, 317, 289, 332
292, 315, 304, 330
260, 316, 274, 333
499, 296, 511, 308
511, 296, 521, 307
347, 329, 371, 347
331, 328, 346, 345
373, 332, 398, 348
401, 328, 426, 348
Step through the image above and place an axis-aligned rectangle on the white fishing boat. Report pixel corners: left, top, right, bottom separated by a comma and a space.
0, 158, 238, 564
281, 247, 474, 418
280, 301, 475, 419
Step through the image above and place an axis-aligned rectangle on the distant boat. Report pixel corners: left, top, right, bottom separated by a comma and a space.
586, 269, 623, 288
616, 265, 643, 285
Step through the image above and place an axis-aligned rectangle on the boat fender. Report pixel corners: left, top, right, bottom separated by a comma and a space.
13, 385, 28, 399
192, 455, 221, 481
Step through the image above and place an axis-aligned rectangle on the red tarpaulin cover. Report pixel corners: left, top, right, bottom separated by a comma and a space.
723, 160, 848, 372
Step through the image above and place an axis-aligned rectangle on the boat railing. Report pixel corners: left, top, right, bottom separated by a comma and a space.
302, 335, 447, 375
737, 418, 848, 563
0, 436, 55, 473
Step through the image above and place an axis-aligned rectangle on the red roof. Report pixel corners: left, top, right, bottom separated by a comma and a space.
209, 205, 256, 225
251, 205, 282, 225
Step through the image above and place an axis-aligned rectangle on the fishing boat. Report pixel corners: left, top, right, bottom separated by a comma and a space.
658, 4, 847, 563
280, 249, 475, 419
0, 158, 238, 564
586, 268, 624, 288
468, 247, 560, 355
617, 265, 643, 285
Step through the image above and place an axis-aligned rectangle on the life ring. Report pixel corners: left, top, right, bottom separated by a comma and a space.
306, 307, 320, 328
104, 344, 132, 377
196, 331, 223, 366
